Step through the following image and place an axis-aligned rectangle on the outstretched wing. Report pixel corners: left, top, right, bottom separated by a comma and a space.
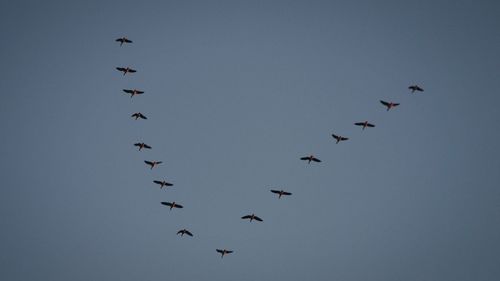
241, 215, 251, 219
124, 38, 132, 43
143, 144, 152, 149
174, 204, 183, 208
139, 113, 148, 119
161, 202, 173, 207
354, 122, 364, 126
312, 157, 321, 162
366, 123, 375, 127
185, 230, 193, 236
270, 190, 280, 194
145, 160, 153, 166
216, 249, 224, 254
128, 69, 137, 73
282, 191, 292, 196
253, 216, 263, 222
153, 180, 162, 185
134, 143, 142, 147
380, 100, 389, 107
123, 89, 133, 94
340, 137, 349, 141
116, 67, 126, 72
226, 250, 233, 254
300, 157, 309, 161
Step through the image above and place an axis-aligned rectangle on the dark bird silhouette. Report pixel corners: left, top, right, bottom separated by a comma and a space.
332, 134, 349, 144
380, 100, 400, 111
123, 89, 144, 98
270, 189, 292, 199
216, 249, 233, 258
145, 160, 162, 169
241, 213, 263, 222
115, 37, 132, 46
177, 229, 193, 237
408, 85, 424, 93
161, 201, 183, 210
354, 121, 375, 130
116, 67, 137, 75
153, 180, 173, 189
134, 142, 151, 151
300, 155, 321, 164
131, 112, 147, 120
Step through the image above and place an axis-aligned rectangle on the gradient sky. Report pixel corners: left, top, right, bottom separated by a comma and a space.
1, 1, 500, 280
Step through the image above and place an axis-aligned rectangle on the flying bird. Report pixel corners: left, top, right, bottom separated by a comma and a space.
241, 213, 263, 222
145, 160, 162, 169
134, 142, 151, 151
332, 134, 349, 144
408, 85, 424, 93
116, 67, 137, 75
153, 180, 173, 188
300, 155, 321, 164
216, 249, 233, 258
270, 189, 292, 199
123, 89, 144, 98
131, 112, 147, 120
177, 229, 193, 237
161, 201, 183, 210
380, 100, 400, 111
115, 37, 132, 46
354, 121, 375, 130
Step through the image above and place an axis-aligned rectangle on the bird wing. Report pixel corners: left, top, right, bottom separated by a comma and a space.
300, 157, 309, 161
176, 230, 184, 235
143, 144, 152, 149
393, 103, 400, 107
136, 90, 144, 94
153, 180, 162, 184
165, 182, 173, 186
134, 143, 141, 147
123, 89, 133, 94
115, 38, 124, 42
332, 134, 340, 140
341, 137, 349, 141
380, 100, 389, 106
124, 38, 132, 43
270, 190, 280, 194
140, 114, 147, 119
416, 86, 424, 91
216, 249, 224, 254
226, 250, 233, 254
156, 161, 163, 165
116, 67, 125, 71
253, 216, 263, 222
185, 230, 193, 236
174, 204, 183, 208
283, 191, 292, 196
312, 157, 321, 162
128, 69, 137, 73
354, 122, 364, 126
241, 215, 251, 219
145, 161, 153, 165
367, 123, 375, 127
161, 202, 173, 207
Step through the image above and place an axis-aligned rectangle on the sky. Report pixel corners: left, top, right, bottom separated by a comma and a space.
1, 0, 500, 280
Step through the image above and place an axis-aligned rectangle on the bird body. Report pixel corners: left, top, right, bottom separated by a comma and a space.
134, 142, 151, 151
216, 249, 233, 258
123, 89, 144, 98
115, 37, 132, 46
332, 134, 349, 144
116, 67, 137, 75
161, 201, 183, 210
354, 121, 375, 130
145, 160, 162, 169
131, 112, 147, 120
270, 189, 292, 199
408, 85, 424, 93
153, 180, 173, 188
300, 155, 321, 164
380, 100, 400, 111
241, 213, 263, 222
177, 229, 193, 237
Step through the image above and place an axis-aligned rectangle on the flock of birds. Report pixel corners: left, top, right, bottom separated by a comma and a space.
114, 36, 424, 259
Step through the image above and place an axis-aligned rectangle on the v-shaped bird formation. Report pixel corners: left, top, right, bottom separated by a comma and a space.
113, 36, 425, 260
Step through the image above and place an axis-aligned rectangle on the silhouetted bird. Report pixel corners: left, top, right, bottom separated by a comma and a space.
354, 121, 375, 130
153, 180, 173, 188
161, 201, 183, 210
123, 89, 144, 98
300, 155, 321, 164
177, 229, 193, 237
408, 85, 424, 93
134, 142, 151, 151
241, 213, 263, 222
332, 134, 349, 144
131, 112, 147, 120
380, 100, 400, 111
270, 189, 292, 199
216, 249, 233, 258
115, 37, 132, 46
116, 67, 137, 75
145, 160, 162, 169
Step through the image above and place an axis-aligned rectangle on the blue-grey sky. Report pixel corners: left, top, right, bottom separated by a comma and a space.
1, 1, 499, 280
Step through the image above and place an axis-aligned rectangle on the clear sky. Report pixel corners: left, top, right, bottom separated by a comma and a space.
1, 1, 499, 280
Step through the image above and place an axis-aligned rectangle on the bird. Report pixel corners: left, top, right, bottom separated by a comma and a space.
131, 112, 147, 120
300, 155, 321, 164
332, 134, 349, 144
241, 213, 263, 222
177, 229, 193, 237
270, 189, 292, 199
153, 180, 173, 189
115, 37, 132, 46
354, 121, 375, 130
145, 160, 162, 169
116, 67, 137, 75
134, 142, 151, 151
216, 249, 233, 258
380, 100, 400, 111
408, 85, 424, 93
161, 201, 183, 210
123, 89, 144, 98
